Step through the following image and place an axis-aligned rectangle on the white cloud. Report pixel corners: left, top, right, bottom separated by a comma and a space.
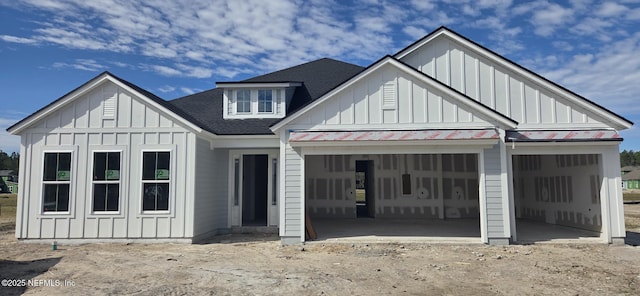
1, 0, 638, 132
596, 2, 628, 17
53, 59, 104, 72
150, 65, 182, 77
539, 33, 640, 115
0, 35, 37, 44
180, 87, 197, 95
158, 85, 176, 93
531, 3, 574, 36
0, 118, 21, 153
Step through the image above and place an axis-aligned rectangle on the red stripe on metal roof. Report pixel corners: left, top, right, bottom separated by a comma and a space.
506, 130, 621, 142
289, 129, 499, 142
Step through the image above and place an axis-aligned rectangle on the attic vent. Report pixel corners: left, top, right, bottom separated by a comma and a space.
103, 96, 116, 118
382, 80, 396, 109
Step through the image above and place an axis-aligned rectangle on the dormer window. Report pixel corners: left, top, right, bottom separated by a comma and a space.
236, 89, 251, 113
218, 82, 302, 119
258, 90, 273, 113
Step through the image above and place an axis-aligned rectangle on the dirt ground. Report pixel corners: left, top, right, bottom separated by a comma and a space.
1, 207, 640, 295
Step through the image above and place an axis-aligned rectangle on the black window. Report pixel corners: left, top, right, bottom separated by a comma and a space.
42, 152, 72, 212
92, 152, 121, 212
142, 152, 170, 211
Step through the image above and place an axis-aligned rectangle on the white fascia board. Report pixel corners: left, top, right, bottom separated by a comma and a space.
8, 74, 111, 135
271, 56, 516, 132
209, 134, 279, 149
8, 74, 204, 135
397, 29, 631, 130
216, 82, 302, 88
106, 77, 203, 133
270, 58, 392, 132
394, 28, 447, 59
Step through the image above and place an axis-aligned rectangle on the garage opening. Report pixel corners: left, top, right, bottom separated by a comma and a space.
306, 154, 481, 241
512, 154, 602, 242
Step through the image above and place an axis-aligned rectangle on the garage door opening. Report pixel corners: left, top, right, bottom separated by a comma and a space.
512, 154, 602, 242
305, 154, 481, 241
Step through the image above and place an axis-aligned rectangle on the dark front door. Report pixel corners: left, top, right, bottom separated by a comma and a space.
242, 155, 268, 226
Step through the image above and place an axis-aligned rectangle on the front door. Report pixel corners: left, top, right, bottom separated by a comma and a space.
230, 150, 279, 227
242, 155, 268, 226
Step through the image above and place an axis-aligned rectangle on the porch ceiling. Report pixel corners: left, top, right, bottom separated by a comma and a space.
289, 129, 499, 143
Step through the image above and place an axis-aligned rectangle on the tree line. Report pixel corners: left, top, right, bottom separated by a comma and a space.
0, 150, 19, 172
620, 150, 640, 167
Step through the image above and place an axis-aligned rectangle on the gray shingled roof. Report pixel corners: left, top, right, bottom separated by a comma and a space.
623, 170, 640, 181
169, 58, 364, 135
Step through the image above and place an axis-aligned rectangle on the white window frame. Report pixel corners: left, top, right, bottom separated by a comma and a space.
90, 149, 123, 215
40, 146, 77, 216
258, 89, 274, 113
140, 148, 173, 214
236, 89, 251, 113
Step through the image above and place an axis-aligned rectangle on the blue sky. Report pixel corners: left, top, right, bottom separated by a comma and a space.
1, 0, 639, 153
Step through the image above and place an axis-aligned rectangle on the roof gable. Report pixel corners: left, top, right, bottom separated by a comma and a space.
168, 58, 363, 135
7, 72, 203, 135
271, 56, 517, 132
395, 27, 632, 130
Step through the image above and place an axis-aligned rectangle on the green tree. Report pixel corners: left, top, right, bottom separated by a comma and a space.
621, 150, 634, 166
0, 150, 19, 171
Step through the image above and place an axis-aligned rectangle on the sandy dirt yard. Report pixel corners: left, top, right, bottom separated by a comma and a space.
1, 207, 640, 295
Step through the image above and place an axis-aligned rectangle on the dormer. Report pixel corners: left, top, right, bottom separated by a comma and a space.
217, 82, 302, 119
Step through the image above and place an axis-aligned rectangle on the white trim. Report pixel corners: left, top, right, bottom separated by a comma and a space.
86, 146, 127, 218
395, 28, 632, 130
225, 88, 285, 119
300, 150, 306, 243
8, 74, 204, 135
498, 130, 511, 240
227, 149, 280, 227
278, 132, 287, 236
506, 150, 517, 242
216, 82, 302, 88
478, 149, 488, 243
39, 146, 78, 217
271, 57, 517, 132
138, 145, 177, 217
210, 135, 279, 149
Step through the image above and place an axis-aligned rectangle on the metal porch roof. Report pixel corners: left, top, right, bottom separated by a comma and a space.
289, 129, 499, 142
505, 130, 621, 142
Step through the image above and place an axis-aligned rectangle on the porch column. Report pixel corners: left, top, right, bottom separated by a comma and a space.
280, 131, 305, 244
482, 138, 511, 245
601, 145, 625, 244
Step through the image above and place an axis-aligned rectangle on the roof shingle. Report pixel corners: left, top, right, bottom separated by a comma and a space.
169, 58, 364, 135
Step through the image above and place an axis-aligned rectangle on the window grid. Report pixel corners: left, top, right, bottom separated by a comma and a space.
142, 151, 171, 212
258, 89, 273, 113
42, 152, 72, 213
236, 89, 251, 113
92, 152, 121, 212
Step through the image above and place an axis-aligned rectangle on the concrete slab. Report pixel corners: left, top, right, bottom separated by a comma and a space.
515, 219, 602, 244
309, 218, 482, 244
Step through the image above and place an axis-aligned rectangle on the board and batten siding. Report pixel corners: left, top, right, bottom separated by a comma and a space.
482, 143, 508, 243
16, 81, 196, 241
400, 35, 609, 128
288, 63, 494, 130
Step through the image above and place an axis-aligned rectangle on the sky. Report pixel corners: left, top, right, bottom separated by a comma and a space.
1, 0, 639, 154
